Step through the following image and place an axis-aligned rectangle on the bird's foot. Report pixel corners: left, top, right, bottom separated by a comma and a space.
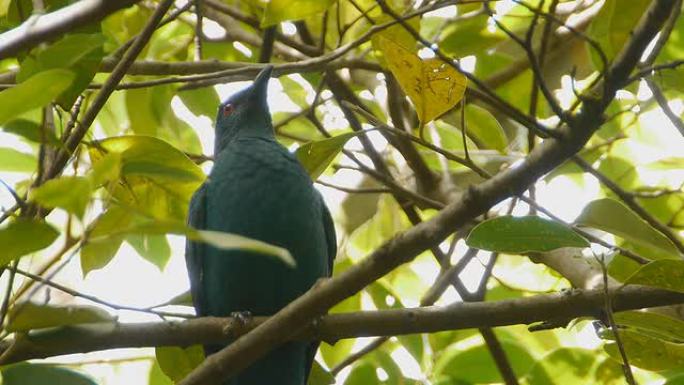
230, 311, 253, 328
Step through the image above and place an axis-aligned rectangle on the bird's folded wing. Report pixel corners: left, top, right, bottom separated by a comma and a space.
186, 183, 208, 316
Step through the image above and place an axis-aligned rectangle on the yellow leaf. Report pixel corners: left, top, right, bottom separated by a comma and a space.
374, 34, 467, 129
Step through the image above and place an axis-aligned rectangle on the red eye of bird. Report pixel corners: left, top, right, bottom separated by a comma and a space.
222, 103, 235, 117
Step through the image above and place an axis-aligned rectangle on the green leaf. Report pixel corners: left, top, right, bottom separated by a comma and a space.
192, 229, 296, 268
31, 176, 92, 218
434, 339, 535, 383
88, 152, 122, 187
17, 33, 105, 108
81, 206, 131, 275
295, 132, 357, 180
623, 259, 684, 293
575, 198, 679, 257
0, 69, 75, 124
261, 0, 334, 27
1, 363, 97, 385
6, 302, 114, 332
126, 233, 171, 270
614, 311, 684, 343
166, 290, 193, 307
440, 14, 506, 58
148, 359, 174, 385
178, 87, 221, 118
89, 135, 205, 222
466, 215, 589, 253
2, 119, 59, 144
525, 348, 597, 385
307, 361, 334, 385
461, 104, 507, 153
155, 345, 204, 382
0, 147, 36, 172
0, 219, 59, 265
604, 329, 684, 371
586, 0, 652, 70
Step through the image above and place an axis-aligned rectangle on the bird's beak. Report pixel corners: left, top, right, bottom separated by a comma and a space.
253, 65, 274, 97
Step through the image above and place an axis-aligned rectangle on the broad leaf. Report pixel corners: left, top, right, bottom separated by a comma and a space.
6, 302, 114, 332
17, 33, 105, 107
193, 229, 295, 267
31, 176, 92, 218
373, 33, 467, 129
586, 0, 651, 70
261, 0, 334, 27
604, 329, 684, 371
623, 259, 684, 293
525, 348, 597, 385
466, 216, 589, 253
614, 311, 684, 343
575, 198, 679, 257
295, 132, 357, 180
155, 345, 204, 382
1, 363, 97, 385
1, 119, 59, 144
307, 361, 334, 385
0, 69, 75, 124
0, 147, 36, 172
81, 206, 131, 275
126, 233, 172, 270
434, 339, 535, 383
0, 219, 59, 265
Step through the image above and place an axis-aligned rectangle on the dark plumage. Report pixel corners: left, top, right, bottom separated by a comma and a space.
185, 66, 336, 385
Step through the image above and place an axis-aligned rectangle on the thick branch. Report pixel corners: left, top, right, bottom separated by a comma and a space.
1, 286, 681, 365
0, 0, 139, 58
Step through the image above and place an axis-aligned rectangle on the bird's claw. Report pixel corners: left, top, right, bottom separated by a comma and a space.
230, 311, 253, 328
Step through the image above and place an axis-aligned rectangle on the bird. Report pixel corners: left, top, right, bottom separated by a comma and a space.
185, 65, 336, 385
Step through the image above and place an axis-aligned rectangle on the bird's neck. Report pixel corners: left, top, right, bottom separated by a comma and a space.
215, 122, 275, 155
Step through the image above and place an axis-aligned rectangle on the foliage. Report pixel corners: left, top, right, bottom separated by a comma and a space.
1, 0, 684, 385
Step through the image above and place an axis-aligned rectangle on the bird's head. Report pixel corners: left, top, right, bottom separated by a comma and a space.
214, 65, 274, 155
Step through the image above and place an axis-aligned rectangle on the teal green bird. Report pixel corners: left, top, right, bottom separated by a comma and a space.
185, 66, 336, 385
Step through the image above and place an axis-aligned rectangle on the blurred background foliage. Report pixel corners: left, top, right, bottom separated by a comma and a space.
0, 0, 684, 384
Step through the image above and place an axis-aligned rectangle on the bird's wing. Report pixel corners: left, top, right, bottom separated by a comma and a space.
319, 191, 337, 277
186, 183, 208, 316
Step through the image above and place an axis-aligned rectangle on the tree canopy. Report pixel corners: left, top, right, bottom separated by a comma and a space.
0, 0, 684, 384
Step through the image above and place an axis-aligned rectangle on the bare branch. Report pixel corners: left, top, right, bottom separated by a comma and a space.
1, 286, 682, 365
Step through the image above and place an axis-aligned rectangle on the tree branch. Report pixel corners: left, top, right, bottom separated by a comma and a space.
0, 0, 139, 58
1, 286, 681, 365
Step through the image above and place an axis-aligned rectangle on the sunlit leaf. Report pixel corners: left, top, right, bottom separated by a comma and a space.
586, 0, 651, 70
88, 152, 122, 187
6, 302, 114, 332
0, 219, 59, 265
460, 104, 507, 153
373, 33, 467, 129
623, 259, 684, 293
575, 198, 679, 257
31, 176, 92, 218
295, 132, 357, 180
466, 216, 589, 253
1, 119, 59, 144
193, 229, 296, 268
525, 348, 597, 385
614, 311, 684, 342
307, 361, 334, 385
0, 147, 36, 172
1, 363, 97, 385
126, 233, 172, 270
0, 69, 75, 124
148, 359, 174, 385
261, 0, 334, 27
17, 33, 105, 107
155, 345, 204, 382
434, 339, 535, 383
81, 206, 131, 275
604, 329, 684, 371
